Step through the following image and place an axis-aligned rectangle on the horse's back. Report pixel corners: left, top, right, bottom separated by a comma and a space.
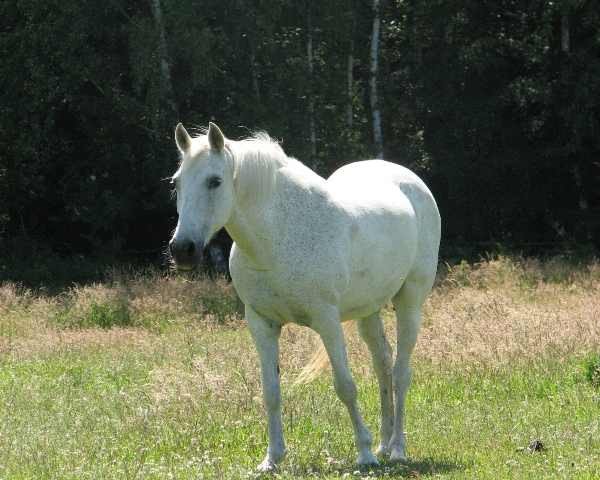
329, 160, 436, 210
328, 160, 440, 253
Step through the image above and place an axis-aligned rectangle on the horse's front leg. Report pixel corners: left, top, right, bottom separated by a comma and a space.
246, 306, 285, 472
313, 311, 378, 467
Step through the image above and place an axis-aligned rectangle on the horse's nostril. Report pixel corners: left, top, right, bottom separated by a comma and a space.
186, 241, 195, 257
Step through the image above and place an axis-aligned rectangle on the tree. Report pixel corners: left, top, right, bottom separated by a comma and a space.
306, 0, 318, 170
369, 0, 384, 159
1, 0, 599, 261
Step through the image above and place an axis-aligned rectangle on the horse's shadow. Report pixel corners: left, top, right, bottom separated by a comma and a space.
263, 456, 463, 478
380, 457, 463, 476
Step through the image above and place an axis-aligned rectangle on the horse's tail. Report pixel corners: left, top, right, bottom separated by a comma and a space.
294, 322, 354, 384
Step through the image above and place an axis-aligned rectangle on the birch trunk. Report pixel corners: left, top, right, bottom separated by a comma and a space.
306, 2, 318, 170
150, 0, 177, 116
572, 164, 589, 211
346, 1, 355, 131
410, 0, 421, 66
248, 8, 261, 102
561, 9, 570, 53
370, 0, 384, 159
250, 44, 261, 102
346, 39, 354, 130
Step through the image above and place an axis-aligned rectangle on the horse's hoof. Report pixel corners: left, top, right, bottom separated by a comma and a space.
357, 451, 379, 466
389, 446, 407, 463
256, 459, 277, 473
375, 443, 390, 458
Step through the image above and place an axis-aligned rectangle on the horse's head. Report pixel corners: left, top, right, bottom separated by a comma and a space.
169, 122, 235, 270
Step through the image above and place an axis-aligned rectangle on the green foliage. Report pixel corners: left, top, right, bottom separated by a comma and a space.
82, 300, 131, 329
0, 0, 599, 260
54, 287, 132, 329
583, 354, 600, 388
0, 247, 106, 289
387, 0, 600, 245
47, 271, 242, 330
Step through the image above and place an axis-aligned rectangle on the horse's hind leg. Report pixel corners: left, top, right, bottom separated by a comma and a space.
357, 312, 394, 457
389, 276, 432, 462
313, 310, 378, 466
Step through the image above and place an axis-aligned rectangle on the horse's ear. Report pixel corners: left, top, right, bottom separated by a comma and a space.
175, 123, 192, 154
208, 122, 225, 151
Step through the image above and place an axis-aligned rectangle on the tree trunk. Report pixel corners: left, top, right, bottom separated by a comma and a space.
306, 2, 318, 170
561, 8, 570, 53
346, 1, 355, 130
370, 0, 384, 159
409, 0, 421, 66
150, 0, 177, 117
572, 164, 588, 211
250, 44, 261, 102
346, 38, 354, 130
248, 7, 261, 103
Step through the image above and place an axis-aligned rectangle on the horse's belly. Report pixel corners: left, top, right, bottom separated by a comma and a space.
339, 203, 418, 320
338, 261, 412, 321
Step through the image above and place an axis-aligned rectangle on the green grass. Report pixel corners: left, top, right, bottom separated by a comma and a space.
583, 354, 600, 389
1, 256, 599, 478
0, 336, 598, 479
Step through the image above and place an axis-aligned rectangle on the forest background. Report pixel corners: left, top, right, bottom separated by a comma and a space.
1, 0, 599, 281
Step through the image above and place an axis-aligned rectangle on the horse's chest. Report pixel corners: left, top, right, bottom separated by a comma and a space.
230, 254, 331, 327
235, 274, 312, 326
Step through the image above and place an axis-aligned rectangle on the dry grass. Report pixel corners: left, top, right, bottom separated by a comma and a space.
1, 256, 599, 479
0, 270, 241, 361
148, 333, 263, 410
0, 326, 159, 360
415, 256, 600, 366
1, 256, 599, 373
281, 256, 600, 378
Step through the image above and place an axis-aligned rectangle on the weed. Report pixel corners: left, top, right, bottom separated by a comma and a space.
583, 354, 600, 388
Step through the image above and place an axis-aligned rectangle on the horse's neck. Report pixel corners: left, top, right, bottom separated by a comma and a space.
225, 160, 327, 269
225, 203, 275, 269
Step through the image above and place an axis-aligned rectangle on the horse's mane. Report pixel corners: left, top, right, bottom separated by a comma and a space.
185, 129, 288, 203
227, 132, 289, 203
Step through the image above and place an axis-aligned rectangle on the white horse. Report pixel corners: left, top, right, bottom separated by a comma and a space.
169, 122, 441, 472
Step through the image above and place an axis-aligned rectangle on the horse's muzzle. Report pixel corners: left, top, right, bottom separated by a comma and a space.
169, 238, 202, 270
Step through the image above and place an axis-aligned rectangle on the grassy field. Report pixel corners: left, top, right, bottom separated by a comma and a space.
0, 256, 599, 479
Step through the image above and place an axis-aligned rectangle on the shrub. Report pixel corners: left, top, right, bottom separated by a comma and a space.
583, 355, 600, 389
54, 284, 132, 329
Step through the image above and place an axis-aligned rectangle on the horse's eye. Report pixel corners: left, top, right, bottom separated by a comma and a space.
207, 176, 222, 189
